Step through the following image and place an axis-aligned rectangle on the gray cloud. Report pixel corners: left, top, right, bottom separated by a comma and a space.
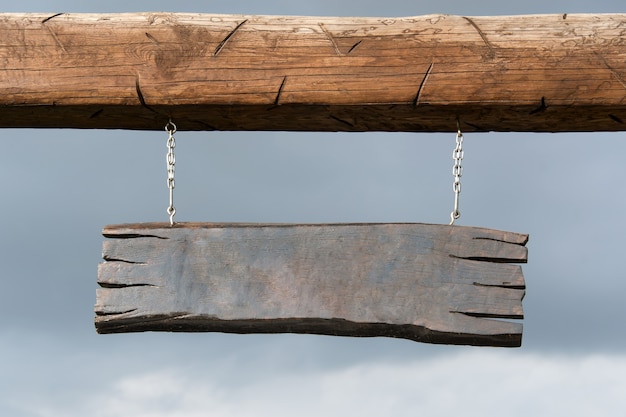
5, 347, 626, 416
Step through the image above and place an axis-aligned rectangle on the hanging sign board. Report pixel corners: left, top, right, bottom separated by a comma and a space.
95, 222, 528, 347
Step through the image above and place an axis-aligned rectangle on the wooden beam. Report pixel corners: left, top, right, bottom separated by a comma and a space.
95, 223, 528, 347
1, 13, 625, 132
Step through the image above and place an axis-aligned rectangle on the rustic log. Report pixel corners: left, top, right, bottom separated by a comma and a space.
95, 223, 528, 347
1, 13, 625, 132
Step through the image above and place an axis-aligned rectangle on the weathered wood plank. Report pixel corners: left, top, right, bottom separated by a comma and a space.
1, 13, 625, 132
95, 223, 528, 347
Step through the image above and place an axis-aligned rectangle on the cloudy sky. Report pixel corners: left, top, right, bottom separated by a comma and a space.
1, 0, 625, 416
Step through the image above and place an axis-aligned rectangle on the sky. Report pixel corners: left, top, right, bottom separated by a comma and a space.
1, 0, 625, 416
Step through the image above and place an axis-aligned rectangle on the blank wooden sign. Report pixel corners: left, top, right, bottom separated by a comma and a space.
95, 223, 528, 347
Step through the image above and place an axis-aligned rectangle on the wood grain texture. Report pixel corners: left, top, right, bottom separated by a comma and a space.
95, 223, 528, 347
1, 12, 625, 132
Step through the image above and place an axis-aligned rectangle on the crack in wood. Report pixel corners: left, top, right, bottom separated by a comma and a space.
96, 309, 137, 316
473, 282, 526, 290
413, 62, 434, 107
449, 254, 527, 264
347, 40, 362, 54
41, 12, 65, 24
529, 96, 547, 114
454, 311, 523, 320
609, 114, 624, 124
134, 77, 157, 113
214, 19, 248, 56
135, 78, 147, 106
318, 23, 342, 56
99, 283, 157, 289
274, 76, 287, 106
145, 32, 159, 45
102, 232, 168, 239
473, 236, 529, 245
102, 256, 146, 265
462, 17, 495, 58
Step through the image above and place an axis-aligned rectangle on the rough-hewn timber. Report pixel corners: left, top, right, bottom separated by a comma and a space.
96, 223, 528, 347
0, 13, 625, 132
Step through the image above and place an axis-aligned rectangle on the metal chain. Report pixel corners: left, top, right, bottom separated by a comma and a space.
165, 120, 177, 226
449, 123, 464, 225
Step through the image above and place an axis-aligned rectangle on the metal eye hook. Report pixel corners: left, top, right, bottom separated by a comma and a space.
449, 209, 460, 225
165, 119, 177, 134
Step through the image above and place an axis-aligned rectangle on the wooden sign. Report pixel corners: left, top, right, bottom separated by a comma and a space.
96, 222, 528, 347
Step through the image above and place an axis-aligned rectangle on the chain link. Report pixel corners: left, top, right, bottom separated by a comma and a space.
165, 120, 177, 226
449, 125, 464, 225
